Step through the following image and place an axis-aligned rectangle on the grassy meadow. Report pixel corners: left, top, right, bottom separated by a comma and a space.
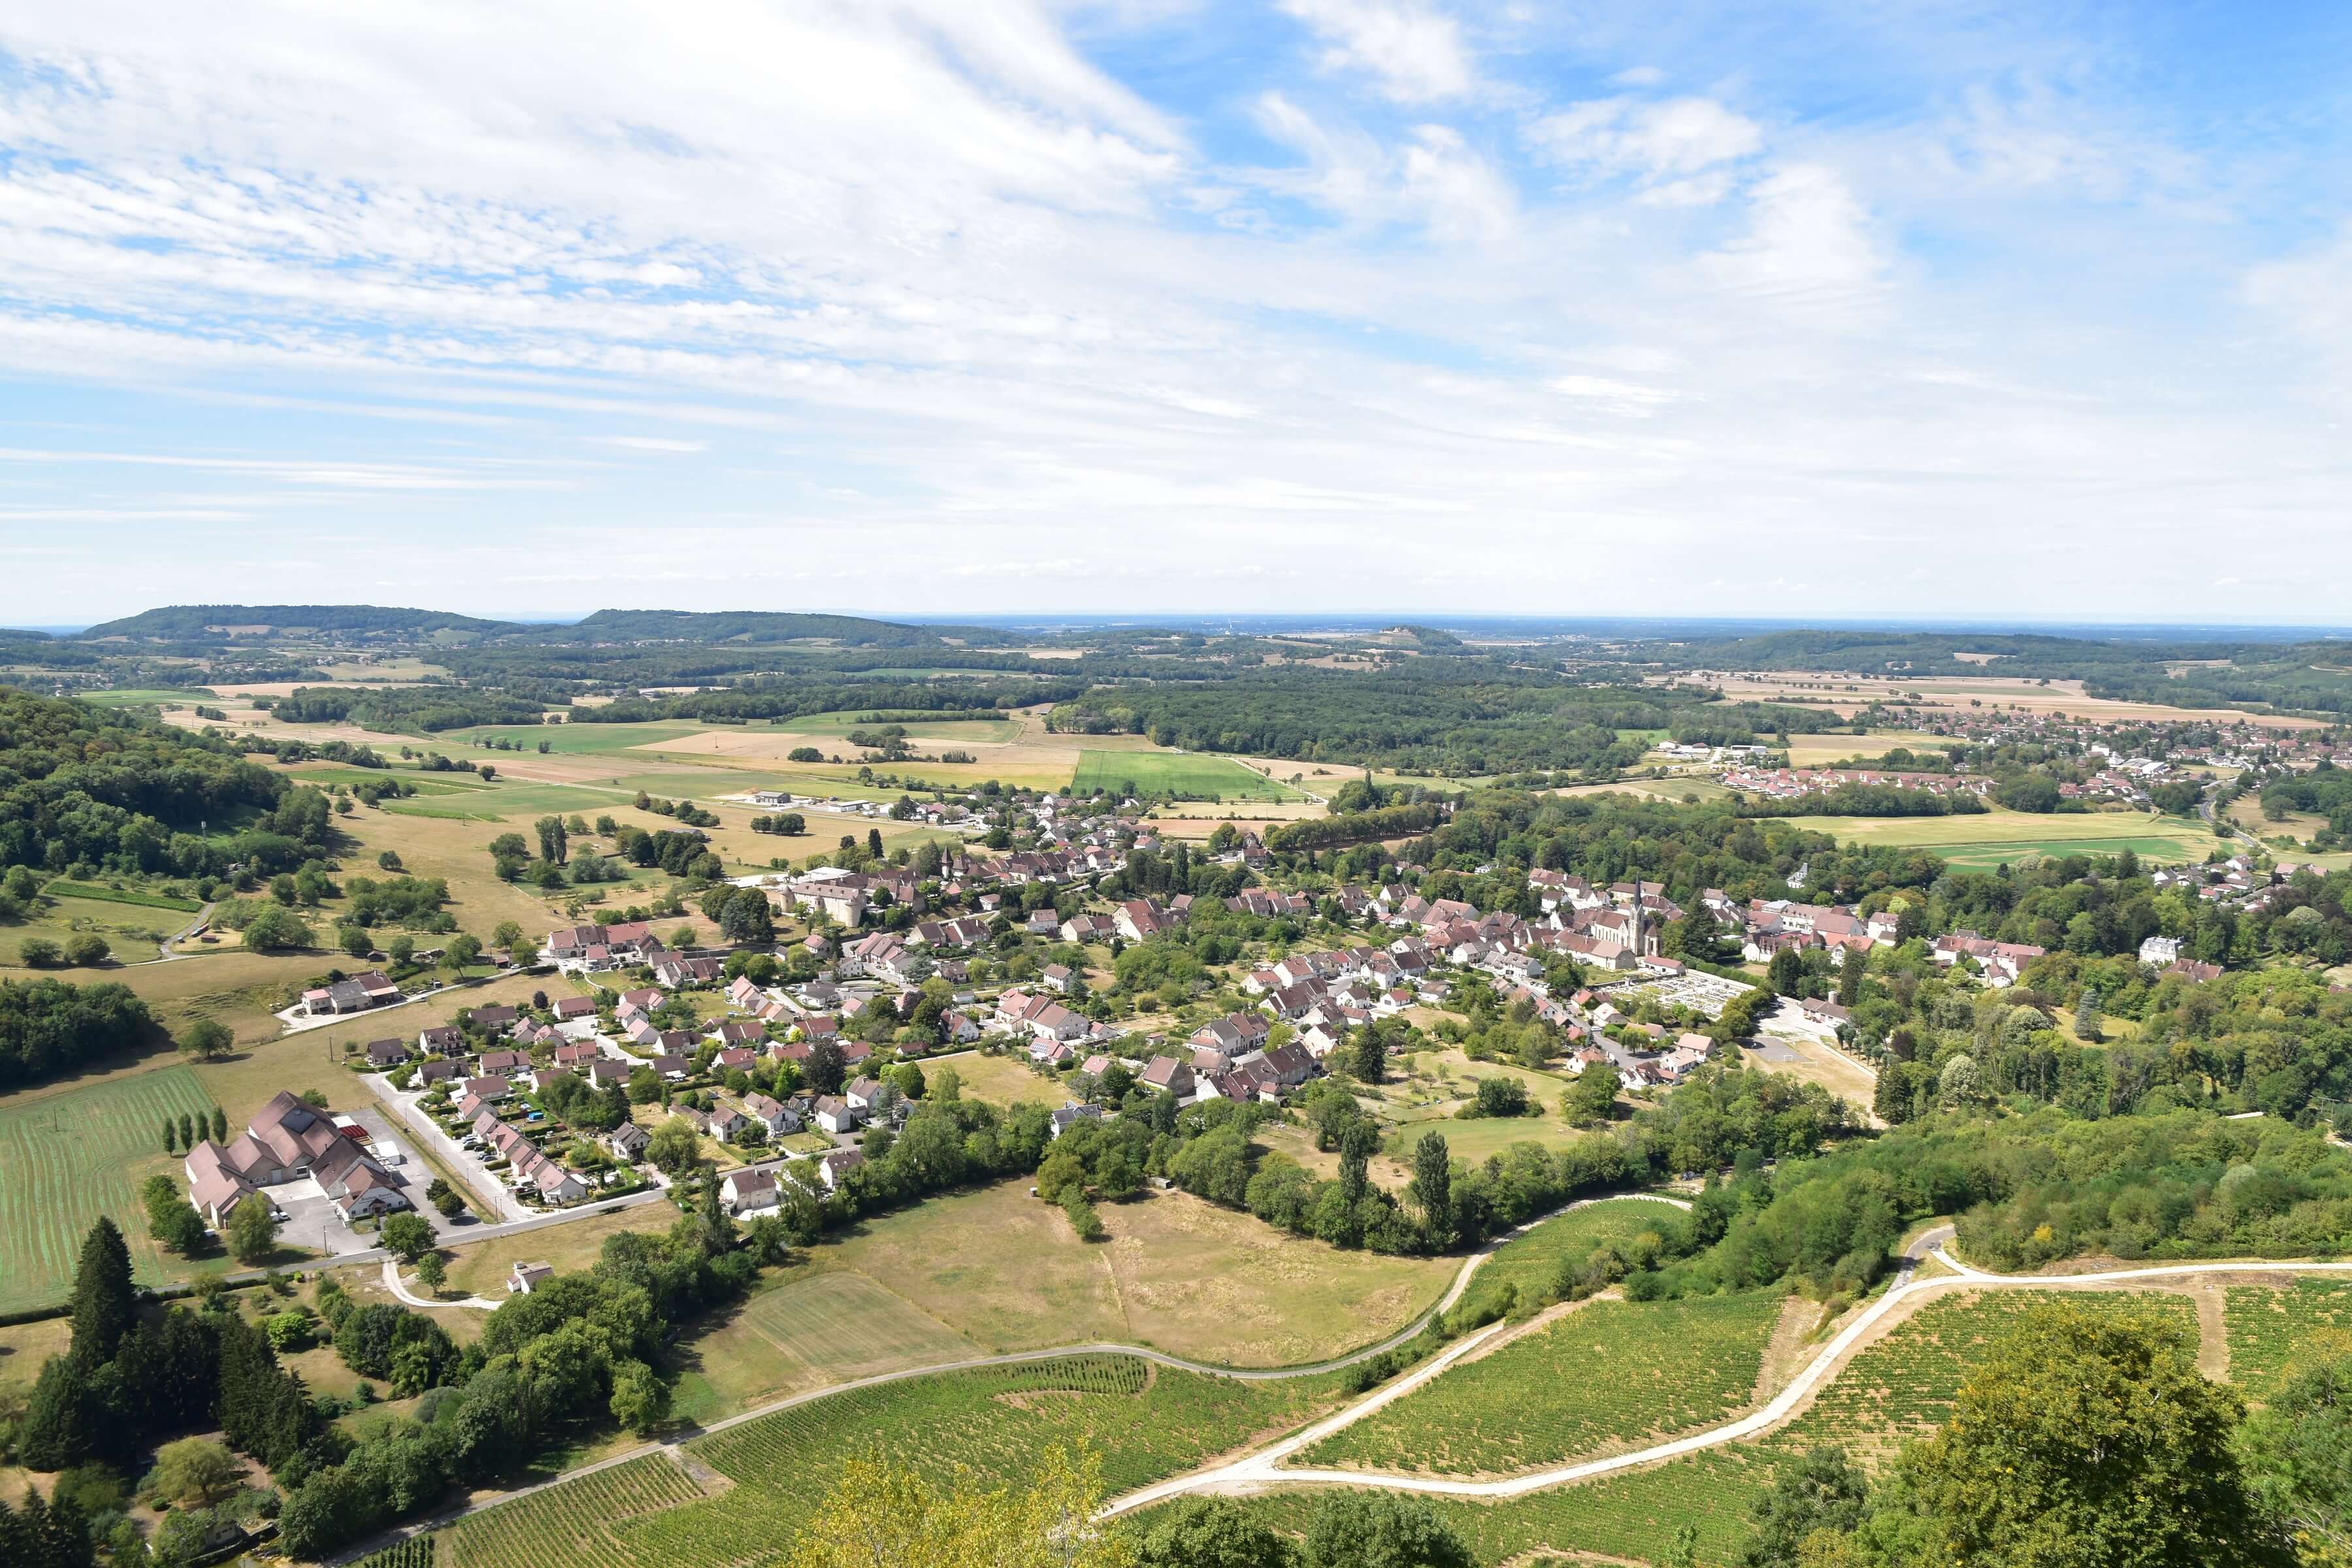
0, 1066, 223, 1313
1073, 749, 1305, 802
1782, 806, 2221, 869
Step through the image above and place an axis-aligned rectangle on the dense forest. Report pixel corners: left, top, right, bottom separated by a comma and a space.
0, 976, 154, 1088
1047, 666, 1830, 774
0, 687, 333, 876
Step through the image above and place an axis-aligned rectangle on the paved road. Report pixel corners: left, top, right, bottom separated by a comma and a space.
365, 1073, 534, 1222
151, 900, 216, 962
380, 1256, 502, 1311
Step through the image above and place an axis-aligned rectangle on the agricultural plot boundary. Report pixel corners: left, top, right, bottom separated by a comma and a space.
1102, 1243, 2352, 1514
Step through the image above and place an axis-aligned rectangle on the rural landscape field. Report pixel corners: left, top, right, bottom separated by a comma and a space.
13, 3, 2352, 1560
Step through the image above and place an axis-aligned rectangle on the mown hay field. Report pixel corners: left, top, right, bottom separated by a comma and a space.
0, 1066, 222, 1313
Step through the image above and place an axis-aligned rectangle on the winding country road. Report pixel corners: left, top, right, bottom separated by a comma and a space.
336, 1197, 2352, 1560
1101, 1228, 2352, 1513
325, 1192, 1691, 1563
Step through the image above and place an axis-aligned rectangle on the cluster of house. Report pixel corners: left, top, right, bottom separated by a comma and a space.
715, 1142, 870, 1215
545, 920, 669, 973
299, 969, 401, 1017
2134, 935, 2225, 985
184, 1091, 412, 1225
1720, 766, 1993, 802
459, 1102, 592, 1203
2153, 855, 2306, 916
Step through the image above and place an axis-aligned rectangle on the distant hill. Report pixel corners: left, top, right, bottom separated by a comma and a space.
74, 604, 1012, 649
545, 610, 975, 647
80, 604, 518, 640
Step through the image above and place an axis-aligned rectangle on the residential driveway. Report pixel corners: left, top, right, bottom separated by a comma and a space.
362, 1073, 533, 1223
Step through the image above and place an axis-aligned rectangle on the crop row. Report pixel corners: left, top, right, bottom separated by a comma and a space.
1303, 1289, 1783, 1476
1227, 1445, 1782, 1567
350, 1539, 438, 1568
444, 1454, 708, 1568
2223, 1279, 2352, 1401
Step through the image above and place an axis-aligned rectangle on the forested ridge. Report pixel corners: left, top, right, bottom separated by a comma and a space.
0, 686, 333, 876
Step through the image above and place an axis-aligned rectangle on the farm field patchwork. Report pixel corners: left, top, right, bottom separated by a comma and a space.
1073, 749, 1305, 802
0, 1066, 222, 1313
1302, 1290, 1784, 1475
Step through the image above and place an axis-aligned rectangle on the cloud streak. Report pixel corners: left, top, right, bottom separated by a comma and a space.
0, 0, 2346, 621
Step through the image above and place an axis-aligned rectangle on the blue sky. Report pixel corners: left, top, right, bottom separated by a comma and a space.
2, 0, 2349, 624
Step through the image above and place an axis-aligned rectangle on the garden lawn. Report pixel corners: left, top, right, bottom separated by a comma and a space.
0, 1066, 222, 1313
1302, 1290, 1784, 1475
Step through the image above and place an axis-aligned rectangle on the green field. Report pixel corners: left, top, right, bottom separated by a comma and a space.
704, 1270, 981, 1390
764, 710, 1022, 743
1929, 837, 2210, 872
76, 688, 221, 708
1782, 808, 2219, 869
433, 1356, 1343, 1568
1192, 1286, 2212, 1567
444, 1452, 708, 1568
1465, 1198, 1690, 1315
1305, 1290, 1783, 1475
0, 1066, 223, 1313
1213, 1446, 1779, 1568
444, 721, 709, 755
1781, 1288, 2199, 1462
1074, 750, 1303, 802
42, 879, 204, 913
2225, 1279, 2352, 1402
287, 767, 498, 794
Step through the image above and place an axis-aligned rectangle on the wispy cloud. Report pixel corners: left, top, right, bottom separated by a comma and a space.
1278, 0, 1476, 103
0, 0, 2344, 621
596, 436, 713, 453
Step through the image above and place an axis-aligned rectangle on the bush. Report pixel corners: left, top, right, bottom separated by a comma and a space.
17, 936, 61, 968
63, 934, 110, 966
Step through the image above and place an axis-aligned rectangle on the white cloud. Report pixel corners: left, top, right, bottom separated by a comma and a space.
0, 0, 2344, 623
1528, 95, 1763, 184
1278, 0, 1475, 103
1706, 163, 1886, 302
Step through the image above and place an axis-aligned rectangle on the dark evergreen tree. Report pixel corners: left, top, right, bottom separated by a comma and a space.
178, 1111, 195, 1149
66, 1217, 135, 1369
215, 1313, 317, 1467
210, 1105, 228, 1141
